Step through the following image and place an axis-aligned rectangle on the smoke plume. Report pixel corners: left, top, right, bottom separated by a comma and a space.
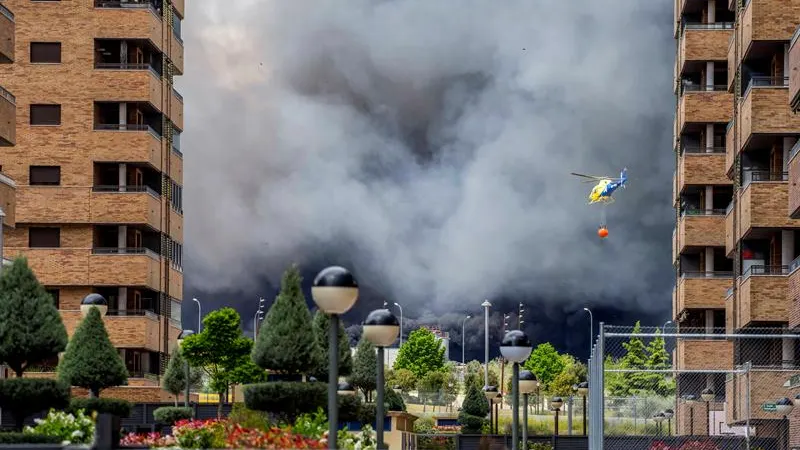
179, 0, 675, 329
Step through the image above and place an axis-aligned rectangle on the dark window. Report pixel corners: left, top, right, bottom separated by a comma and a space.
45, 289, 60, 308
30, 42, 61, 64
169, 179, 182, 213
29, 227, 60, 248
29, 166, 60, 185
30, 104, 61, 125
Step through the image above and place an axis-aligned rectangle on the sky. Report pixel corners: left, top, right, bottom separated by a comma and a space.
177, 0, 676, 361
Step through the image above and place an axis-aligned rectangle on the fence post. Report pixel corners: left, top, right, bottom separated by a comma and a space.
598, 322, 605, 450
744, 361, 751, 450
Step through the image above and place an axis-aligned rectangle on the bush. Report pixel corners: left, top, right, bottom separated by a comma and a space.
0, 378, 70, 430
153, 406, 193, 425
0, 432, 62, 444
413, 416, 435, 434
68, 397, 132, 418
338, 393, 361, 423
458, 383, 489, 434
244, 381, 361, 424
227, 403, 271, 431
23, 408, 94, 445
385, 387, 406, 411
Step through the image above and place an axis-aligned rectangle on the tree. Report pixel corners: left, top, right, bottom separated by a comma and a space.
417, 370, 448, 412
252, 265, 321, 375
644, 329, 674, 396
548, 355, 586, 396
311, 309, 353, 379
618, 321, 650, 394
393, 328, 445, 378
458, 383, 489, 434
0, 257, 68, 377
181, 307, 254, 416
390, 368, 417, 393
162, 349, 203, 406
523, 343, 565, 392
58, 306, 128, 397
349, 338, 377, 401
464, 360, 498, 392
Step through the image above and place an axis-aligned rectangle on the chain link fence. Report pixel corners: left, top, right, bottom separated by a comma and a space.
589, 325, 800, 450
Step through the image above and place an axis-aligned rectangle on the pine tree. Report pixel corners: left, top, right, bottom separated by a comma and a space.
458, 383, 489, 433
311, 309, 353, 379
162, 349, 203, 406
58, 307, 129, 397
0, 257, 68, 376
618, 321, 649, 395
252, 265, 321, 375
349, 338, 377, 400
644, 329, 674, 396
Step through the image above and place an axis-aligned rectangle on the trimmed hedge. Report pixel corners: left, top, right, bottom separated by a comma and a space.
244, 381, 361, 423
0, 432, 63, 444
153, 406, 193, 425
68, 397, 132, 418
0, 378, 70, 430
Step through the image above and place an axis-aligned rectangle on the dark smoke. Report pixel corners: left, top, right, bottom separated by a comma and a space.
179, 0, 675, 357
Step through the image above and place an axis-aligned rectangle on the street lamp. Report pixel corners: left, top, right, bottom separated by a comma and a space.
462, 315, 471, 364
519, 370, 538, 450
363, 309, 400, 450
663, 409, 674, 436
482, 300, 491, 387
653, 413, 665, 436
576, 381, 588, 436
192, 298, 202, 332
81, 293, 108, 318
775, 397, 794, 415
500, 330, 533, 450
701, 388, 714, 436
551, 397, 564, 436
253, 297, 265, 341
483, 385, 498, 434
493, 394, 502, 434
177, 329, 194, 407
312, 266, 359, 450
393, 302, 403, 346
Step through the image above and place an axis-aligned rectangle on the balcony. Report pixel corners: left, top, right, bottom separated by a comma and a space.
93, 1, 165, 54
791, 25, 800, 113
169, 88, 183, 131
675, 339, 733, 370
0, 172, 15, 228
789, 259, 800, 328
173, 0, 184, 18
0, 85, 13, 146
0, 3, 13, 63
737, 179, 800, 243
677, 85, 733, 133
60, 309, 162, 352
679, 24, 733, 75
734, 0, 800, 68
736, 77, 800, 153
169, 30, 184, 75
726, 370, 800, 424
93, 67, 164, 112
90, 125, 164, 171
677, 147, 729, 194
676, 210, 726, 254
735, 265, 789, 327
675, 272, 732, 315
90, 185, 162, 229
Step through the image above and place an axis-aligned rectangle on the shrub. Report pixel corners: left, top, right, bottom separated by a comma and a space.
172, 419, 227, 449
0, 378, 70, 430
153, 406, 193, 425
385, 387, 406, 411
292, 408, 327, 439
23, 408, 94, 445
338, 394, 362, 423
244, 381, 362, 424
68, 397, 132, 418
413, 416, 435, 434
458, 383, 489, 434
227, 403, 271, 431
0, 432, 62, 444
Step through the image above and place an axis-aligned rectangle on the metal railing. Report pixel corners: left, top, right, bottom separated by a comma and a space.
172, 87, 183, 102
792, 24, 800, 49
790, 253, 800, 273
680, 271, 734, 278
94, 0, 160, 16
91, 247, 161, 260
744, 76, 790, 98
26, 365, 57, 373
684, 22, 734, 30
0, 3, 13, 21
681, 146, 725, 154
725, 201, 734, 215
0, 85, 15, 105
106, 309, 158, 317
91, 185, 161, 198
790, 138, 800, 163
681, 83, 728, 93
93, 123, 161, 139
94, 62, 161, 77
681, 208, 727, 216
172, 145, 183, 157
743, 170, 788, 184
742, 264, 789, 277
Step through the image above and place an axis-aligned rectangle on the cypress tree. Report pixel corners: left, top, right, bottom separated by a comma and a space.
161, 349, 202, 406
58, 307, 129, 397
311, 309, 353, 379
458, 383, 489, 433
349, 337, 377, 400
252, 265, 321, 375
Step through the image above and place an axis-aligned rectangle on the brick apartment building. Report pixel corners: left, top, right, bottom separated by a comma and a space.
673, 0, 800, 442
0, 0, 186, 402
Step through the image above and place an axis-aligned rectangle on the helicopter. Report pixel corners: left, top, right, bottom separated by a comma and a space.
570, 168, 628, 205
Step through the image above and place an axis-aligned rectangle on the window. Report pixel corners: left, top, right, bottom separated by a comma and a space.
29, 166, 60, 185
45, 289, 60, 308
30, 104, 61, 125
30, 42, 61, 64
169, 179, 182, 213
29, 227, 60, 248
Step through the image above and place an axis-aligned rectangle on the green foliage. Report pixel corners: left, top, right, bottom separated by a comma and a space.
0, 432, 62, 444
417, 370, 449, 406
464, 360, 498, 392
243, 381, 361, 423
227, 403, 271, 431
228, 357, 269, 385
607, 322, 675, 397
153, 406, 193, 425
252, 265, 321, 375
389, 368, 417, 393
393, 328, 445, 378
0, 258, 68, 377
311, 310, 352, 379
58, 307, 128, 396
528, 443, 553, 450
384, 386, 406, 411
173, 419, 227, 449
23, 408, 94, 444
643, 329, 675, 396
350, 338, 377, 399
338, 393, 362, 423
548, 355, 587, 396
181, 307, 254, 401
413, 416, 435, 434
293, 407, 328, 438
458, 383, 489, 433
0, 378, 70, 430
162, 349, 203, 405
523, 343, 565, 392
67, 397, 132, 418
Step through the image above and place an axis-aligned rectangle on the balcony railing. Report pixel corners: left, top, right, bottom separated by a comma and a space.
744, 76, 790, 98
683, 22, 734, 31
93, 123, 161, 139
94, 62, 161, 77
681, 208, 727, 216
726, 201, 734, 214
792, 24, 800, 49
681, 271, 734, 278
172, 88, 183, 102
128, 371, 160, 381
0, 85, 15, 105
0, 3, 14, 21
790, 139, 800, 163
681, 83, 728, 93
742, 170, 788, 187
790, 254, 800, 273
94, 0, 161, 16
26, 365, 57, 373
681, 146, 726, 154
743, 264, 789, 277
91, 185, 161, 198
107, 309, 159, 320
91, 247, 161, 260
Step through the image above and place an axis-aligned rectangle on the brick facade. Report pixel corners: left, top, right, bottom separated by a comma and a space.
678, 91, 733, 132
680, 29, 731, 66
678, 153, 730, 189
738, 275, 789, 326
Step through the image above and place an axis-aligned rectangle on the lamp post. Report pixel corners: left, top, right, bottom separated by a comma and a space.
363, 309, 400, 450
482, 300, 491, 387
664, 409, 674, 436
462, 315, 471, 364
701, 388, 714, 436
192, 298, 202, 332
312, 266, 359, 450
177, 330, 194, 407
682, 394, 698, 435
483, 385, 498, 434
493, 394, 502, 434
551, 397, 564, 437
393, 302, 403, 346
519, 370, 538, 450
653, 413, 666, 436
80, 294, 108, 398
253, 297, 265, 341
576, 381, 588, 436
583, 308, 593, 361
500, 330, 533, 450
776, 397, 794, 450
